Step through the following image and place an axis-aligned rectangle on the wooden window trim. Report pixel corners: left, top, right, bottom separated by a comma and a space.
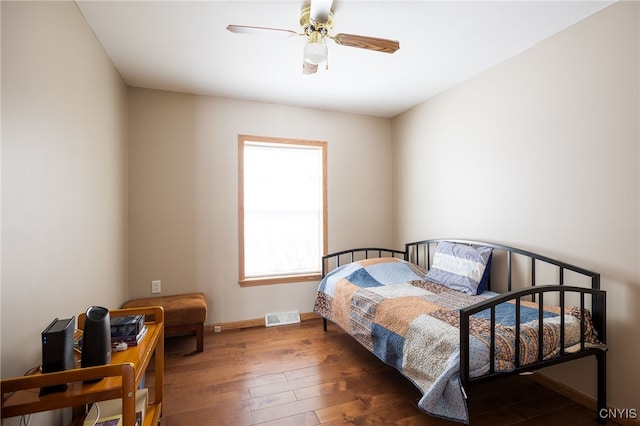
238, 134, 328, 287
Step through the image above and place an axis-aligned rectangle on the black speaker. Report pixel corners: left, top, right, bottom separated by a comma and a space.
81, 306, 111, 382
40, 317, 75, 395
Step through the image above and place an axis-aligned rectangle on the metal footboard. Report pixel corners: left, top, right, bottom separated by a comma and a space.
459, 285, 607, 423
321, 247, 405, 277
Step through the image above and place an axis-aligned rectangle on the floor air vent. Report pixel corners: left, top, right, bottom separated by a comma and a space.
265, 311, 301, 327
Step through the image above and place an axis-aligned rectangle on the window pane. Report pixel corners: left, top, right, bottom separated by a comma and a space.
244, 211, 321, 276
242, 139, 325, 279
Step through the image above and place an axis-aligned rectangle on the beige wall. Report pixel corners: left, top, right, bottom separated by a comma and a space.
392, 1, 639, 412
128, 89, 393, 323
1, 2, 128, 418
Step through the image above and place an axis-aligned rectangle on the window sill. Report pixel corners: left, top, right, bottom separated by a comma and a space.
239, 273, 321, 287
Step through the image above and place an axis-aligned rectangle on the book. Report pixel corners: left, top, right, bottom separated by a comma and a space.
83, 414, 122, 426
110, 314, 145, 338
111, 325, 147, 347
83, 388, 147, 426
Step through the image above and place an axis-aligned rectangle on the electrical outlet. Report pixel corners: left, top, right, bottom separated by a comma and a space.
151, 280, 161, 294
214, 325, 221, 333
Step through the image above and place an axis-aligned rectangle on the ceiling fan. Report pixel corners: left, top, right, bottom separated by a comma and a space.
226, 0, 400, 74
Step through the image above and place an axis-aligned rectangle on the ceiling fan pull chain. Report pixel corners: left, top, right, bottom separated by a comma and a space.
323, 36, 329, 70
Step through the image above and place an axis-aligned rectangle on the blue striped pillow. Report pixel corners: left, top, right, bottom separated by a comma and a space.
425, 241, 493, 295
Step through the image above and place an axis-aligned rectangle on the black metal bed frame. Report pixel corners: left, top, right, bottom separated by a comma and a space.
320, 238, 607, 424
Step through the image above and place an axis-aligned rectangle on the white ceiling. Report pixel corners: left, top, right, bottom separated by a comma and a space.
75, 0, 616, 118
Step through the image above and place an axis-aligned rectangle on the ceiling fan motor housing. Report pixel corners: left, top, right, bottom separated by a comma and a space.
300, 3, 333, 34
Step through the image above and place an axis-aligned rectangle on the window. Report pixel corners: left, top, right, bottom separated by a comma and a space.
238, 135, 327, 286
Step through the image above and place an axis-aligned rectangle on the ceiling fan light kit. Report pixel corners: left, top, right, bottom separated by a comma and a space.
227, 0, 399, 75
303, 38, 327, 65
303, 27, 328, 65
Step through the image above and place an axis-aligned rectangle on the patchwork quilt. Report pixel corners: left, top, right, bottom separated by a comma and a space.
313, 257, 599, 424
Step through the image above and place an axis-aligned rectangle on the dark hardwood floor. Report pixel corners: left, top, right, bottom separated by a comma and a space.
147, 318, 610, 425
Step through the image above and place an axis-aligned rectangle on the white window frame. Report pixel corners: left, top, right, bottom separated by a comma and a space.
238, 135, 327, 286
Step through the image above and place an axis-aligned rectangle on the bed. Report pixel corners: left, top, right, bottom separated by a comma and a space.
313, 239, 607, 424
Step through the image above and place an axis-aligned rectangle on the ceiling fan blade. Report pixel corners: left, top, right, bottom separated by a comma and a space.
333, 33, 399, 54
226, 25, 298, 37
309, 0, 333, 24
302, 62, 318, 75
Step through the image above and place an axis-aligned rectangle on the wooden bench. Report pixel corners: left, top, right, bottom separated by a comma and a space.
122, 292, 207, 352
